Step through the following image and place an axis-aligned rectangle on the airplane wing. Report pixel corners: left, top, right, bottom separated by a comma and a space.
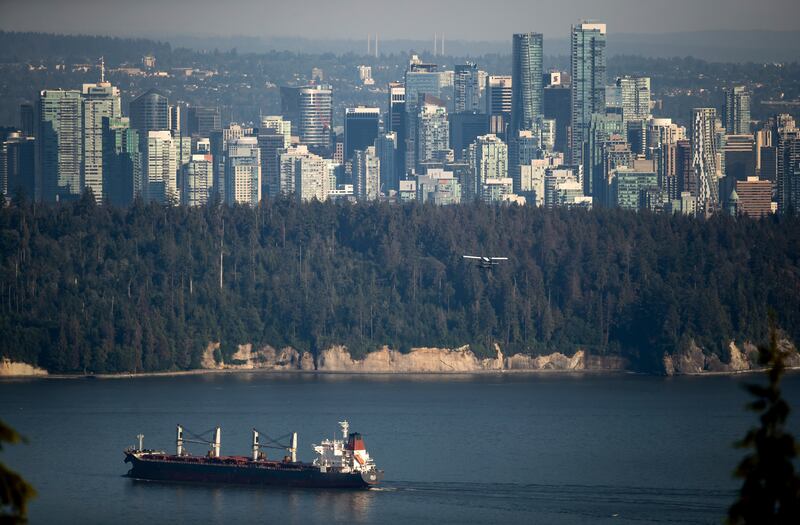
490, 257, 508, 261
462, 256, 482, 260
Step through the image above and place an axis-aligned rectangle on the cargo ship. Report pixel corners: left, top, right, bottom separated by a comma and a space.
124, 421, 382, 489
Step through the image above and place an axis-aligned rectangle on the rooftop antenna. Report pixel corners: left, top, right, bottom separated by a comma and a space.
367, 34, 371, 56
100, 56, 105, 83
441, 33, 444, 57
375, 34, 379, 58
433, 33, 437, 57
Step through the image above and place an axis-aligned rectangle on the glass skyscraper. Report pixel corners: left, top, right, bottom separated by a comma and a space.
570, 21, 607, 168
511, 33, 543, 136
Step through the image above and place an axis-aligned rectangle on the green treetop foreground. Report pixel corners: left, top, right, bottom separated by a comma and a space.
1, 194, 799, 374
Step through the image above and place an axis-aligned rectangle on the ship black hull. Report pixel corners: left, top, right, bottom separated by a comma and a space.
124, 453, 381, 489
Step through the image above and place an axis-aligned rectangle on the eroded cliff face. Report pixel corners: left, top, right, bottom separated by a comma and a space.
662, 339, 800, 376
0, 358, 48, 377
201, 343, 315, 371
200, 342, 589, 373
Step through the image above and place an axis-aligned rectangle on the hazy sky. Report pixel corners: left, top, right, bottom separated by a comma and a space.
1, 0, 799, 40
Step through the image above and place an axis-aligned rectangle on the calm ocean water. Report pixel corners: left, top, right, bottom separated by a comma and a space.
2, 372, 800, 524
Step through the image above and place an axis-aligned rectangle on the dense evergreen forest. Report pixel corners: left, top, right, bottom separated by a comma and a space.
0, 194, 799, 374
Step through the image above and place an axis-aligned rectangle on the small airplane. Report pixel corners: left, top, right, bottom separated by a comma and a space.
463, 255, 509, 270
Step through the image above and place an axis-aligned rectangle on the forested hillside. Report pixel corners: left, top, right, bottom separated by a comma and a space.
1, 194, 798, 374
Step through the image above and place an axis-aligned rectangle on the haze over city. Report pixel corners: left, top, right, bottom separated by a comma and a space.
2, 0, 800, 39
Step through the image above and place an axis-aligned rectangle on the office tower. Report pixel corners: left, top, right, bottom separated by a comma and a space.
187, 107, 221, 137
691, 108, 720, 215
571, 21, 607, 166
143, 130, 178, 204
102, 117, 140, 206
1, 132, 35, 199
543, 84, 571, 153
610, 166, 658, 210
511, 33, 544, 135
454, 62, 481, 113
224, 136, 261, 206
129, 89, 169, 136
416, 96, 449, 167
298, 85, 333, 149
723, 134, 756, 181
468, 134, 508, 200
257, 128, 287, 198
486, 76, 512, 141
169, 104, 182, 136
182, 154, 213, 206
586, 112, 624, 199
449, 112, 489, 160
82, 81, 122, 203
416, 168, 461, 205
540, 119, 556, 151
374, 132, 398, 193
616, 76, 651, 123
344, 107, 380, 161
19, 103, 35, 137
353, 146, 381, 201
260, 116, 291, 148
734, 177, 772, 217
405, 57, 441, 171
724, 86, 751, 135
280, 87, 302, 136
38, 89, 83, 202
386, 81, 407, 172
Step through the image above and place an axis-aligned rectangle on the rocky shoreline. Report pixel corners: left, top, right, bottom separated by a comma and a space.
2, 339, 798, 379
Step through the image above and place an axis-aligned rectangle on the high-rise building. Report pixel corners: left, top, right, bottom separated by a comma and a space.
298, 85, 333, 150
449, 112, 489, 161
280, 87, 302, 136
38, 89, 83, 202
187, 106, 221, 137
257, 128, 287, 198
586, 112, 624, 200
723, 134, 756, 181
19, 103, 35, 138
260, 116, 291, 148
129, 89, 169, 136
543, 85, 571, 153
1, 131, 35, 199
344, 107, 380, 162
102, 117, 140, 206
616, 76, 650, 124
454, 62, 481, 113
416, 96, 449, 167
353, 146, 381, 201
511, 33, 544, 135
771, 114, 799, 212
734, 177, 772, 217
648, 118, 685, 200
724, 86, 751, 135
486, 75, 512, 141
82, 81, 121, 203
611, 167, 658, 210
387, 82, 407, 178
468, 134, 508, 200
143, 130, 178, 204
374, 132, 398, 193
405, 57, 442, 171
570, 21, 607, 166
182, 154, 213, 207
225, 136, 261, 206
509, 129, 541, 193
691, 108, 720, 215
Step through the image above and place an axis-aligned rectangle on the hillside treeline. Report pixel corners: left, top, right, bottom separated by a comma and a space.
1, 194, 798, 374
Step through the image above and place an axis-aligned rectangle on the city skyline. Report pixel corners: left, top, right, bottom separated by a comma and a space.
2, 0, 800, 41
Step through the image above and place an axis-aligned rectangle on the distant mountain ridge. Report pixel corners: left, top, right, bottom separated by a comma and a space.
1, 30, 798, 63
